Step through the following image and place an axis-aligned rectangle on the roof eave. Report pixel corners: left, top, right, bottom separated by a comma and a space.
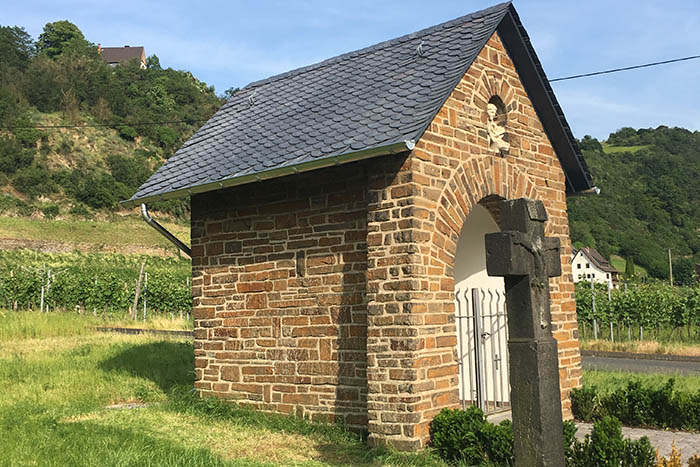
121, 140, 414, 208
496, 6, 593, 194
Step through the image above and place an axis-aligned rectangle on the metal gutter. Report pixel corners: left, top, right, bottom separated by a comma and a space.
122, 140, 413, 208
567, 186, 601, 197
140, 204, 192, 257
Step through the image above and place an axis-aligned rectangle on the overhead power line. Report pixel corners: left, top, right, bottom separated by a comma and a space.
549, 54, 700, 82
1, 54, 698, 130
1, 119, 209, 131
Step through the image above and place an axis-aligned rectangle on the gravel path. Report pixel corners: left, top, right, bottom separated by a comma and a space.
487, 411, 700, 463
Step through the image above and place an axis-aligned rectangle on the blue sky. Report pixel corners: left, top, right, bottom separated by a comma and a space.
6, 1, 700, 139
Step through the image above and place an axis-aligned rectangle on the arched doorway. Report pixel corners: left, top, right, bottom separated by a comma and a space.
454, 203, 510, 414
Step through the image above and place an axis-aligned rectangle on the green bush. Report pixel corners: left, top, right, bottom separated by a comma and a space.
106, 153, 151, 189
153, 125, 178, 150
0, 135, 34, 174
74, 173, 129, 209
41, 204, 58, 219
118, 125, 137, 141
571, 378, 700, 431
429, 407, 513, 466
430, 409, 655, 466
566, 416, 655, 467
570, 386, 597, 421
12, 164, 56, 198
68, 202, 90, 218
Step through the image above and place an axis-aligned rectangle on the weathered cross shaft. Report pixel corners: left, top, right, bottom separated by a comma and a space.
485, 198, 565, 467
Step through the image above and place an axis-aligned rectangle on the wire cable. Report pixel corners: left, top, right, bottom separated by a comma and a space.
2, 54, 698, 129
1, 119, 210, 130
549, 54, 700, 82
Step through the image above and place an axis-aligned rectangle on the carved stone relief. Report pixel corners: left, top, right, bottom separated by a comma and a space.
486, 101, 510, 153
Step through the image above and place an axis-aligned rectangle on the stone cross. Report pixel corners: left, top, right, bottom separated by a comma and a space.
485, 198, 565, 467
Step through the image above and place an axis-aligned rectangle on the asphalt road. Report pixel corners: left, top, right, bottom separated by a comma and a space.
582, 354, 700, 375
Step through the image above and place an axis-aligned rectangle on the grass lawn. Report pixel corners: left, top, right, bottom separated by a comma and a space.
0, 215, 190, 255
601, 142, 652, 154
582, 369, 700, 394
609, 254, 647, 277
0, 312, 444, 466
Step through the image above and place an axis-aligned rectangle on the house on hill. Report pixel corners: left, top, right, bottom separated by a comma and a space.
98, 44, 146, 69
572, 247, 619, 289
125, 2, 594, 450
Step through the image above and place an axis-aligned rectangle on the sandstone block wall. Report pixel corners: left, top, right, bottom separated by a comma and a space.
362, 31, 580, 449
190, 30, 582, 451
191, 163, 372, 429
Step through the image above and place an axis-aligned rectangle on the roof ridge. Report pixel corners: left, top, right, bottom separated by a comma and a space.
242, 1, 512, 91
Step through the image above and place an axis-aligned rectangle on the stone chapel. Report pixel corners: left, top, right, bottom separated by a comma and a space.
125, 1, 594, 450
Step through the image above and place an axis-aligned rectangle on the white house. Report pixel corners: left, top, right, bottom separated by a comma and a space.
572, 247, 620, 289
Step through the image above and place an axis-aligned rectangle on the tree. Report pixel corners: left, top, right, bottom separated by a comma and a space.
0, 25, 34, 69
36, 21, 90, 58
579, 135, 602, 152
624, 257, 635, 279
146, 54, 161, 70
673, 257, 697, 286
223, 86, 240, 100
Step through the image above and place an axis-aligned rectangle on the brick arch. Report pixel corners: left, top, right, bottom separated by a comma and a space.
472, 68, 517, 118
431, 157, 539, 278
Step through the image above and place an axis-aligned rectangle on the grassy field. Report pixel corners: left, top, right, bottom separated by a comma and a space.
0, 311, 192, 341
0, 215, 189, 256
582, 369, 700, 394
580, 338, 700, 357
601, 143, 652, 154
0, 312, 444, 466
609, 254, 648, 277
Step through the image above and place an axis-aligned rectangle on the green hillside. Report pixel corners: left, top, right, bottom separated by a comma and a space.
569, 127, 700, 282
0, 21, 224, 221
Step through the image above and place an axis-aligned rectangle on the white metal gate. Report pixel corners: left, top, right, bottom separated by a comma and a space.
455, 287, 510, 414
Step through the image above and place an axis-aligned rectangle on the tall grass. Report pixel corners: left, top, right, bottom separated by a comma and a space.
0, 310, 192, 341
580, 338, 700, 357
582, 369, 700, 394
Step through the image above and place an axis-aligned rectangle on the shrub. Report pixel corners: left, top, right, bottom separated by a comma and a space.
105, 153, 151, 189
430, 409, 655, 466
0, 135, 34, 174
58, 136, 74, 155
429, 406, 513, 466
571, 378, 700, 432
571, 386, 598, 421
13, 116, 44, 148
118, 125, 137, 141
153, 125, 178, 150
566, 416, 655, 467
68, 203, 90, 218
430, 407, 488, 464
12, 164, 56, 198
41, 204, 58, 219
74, 173, 130, 209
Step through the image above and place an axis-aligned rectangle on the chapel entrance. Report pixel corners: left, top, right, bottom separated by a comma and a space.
454, 201, 510, 414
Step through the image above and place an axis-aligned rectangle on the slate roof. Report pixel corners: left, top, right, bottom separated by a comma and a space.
579, 247, 619, 274
125, 2, 592, 207
100, 46, 145, 65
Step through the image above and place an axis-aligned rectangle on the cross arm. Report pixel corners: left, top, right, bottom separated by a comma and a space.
485, 231, 561, 278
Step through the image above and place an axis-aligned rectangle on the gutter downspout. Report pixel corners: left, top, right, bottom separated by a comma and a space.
141, 204, 192, 257
568, 186, 601, 197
